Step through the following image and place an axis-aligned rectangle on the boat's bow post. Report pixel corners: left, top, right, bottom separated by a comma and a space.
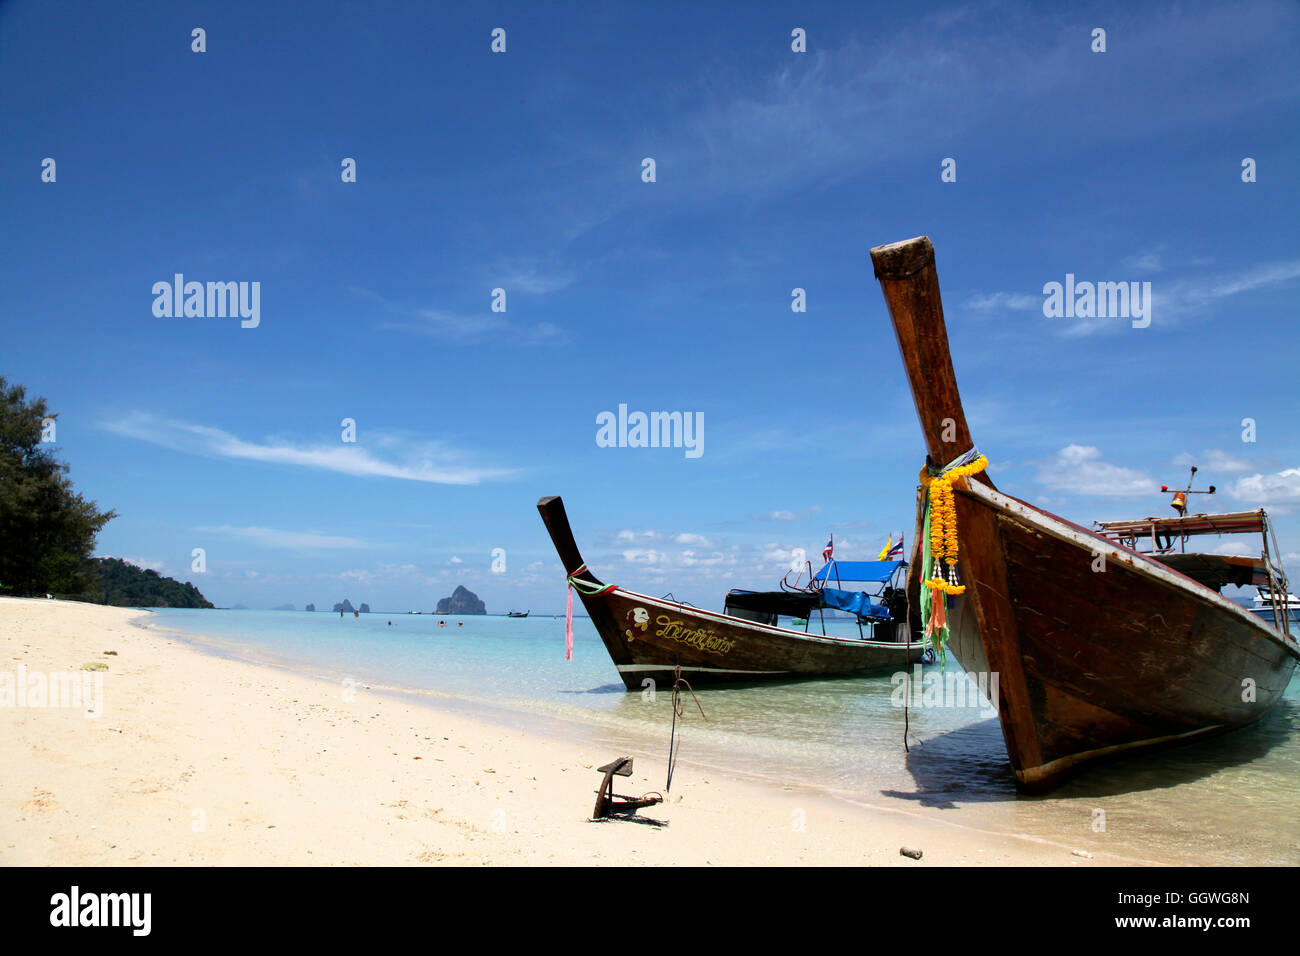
870, 237, 991, 488
536, 496, 602, 584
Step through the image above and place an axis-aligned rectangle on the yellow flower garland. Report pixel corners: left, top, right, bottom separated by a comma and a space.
920, 455, 988, 595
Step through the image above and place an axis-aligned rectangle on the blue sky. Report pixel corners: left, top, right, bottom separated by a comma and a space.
3, 0, 1298, 612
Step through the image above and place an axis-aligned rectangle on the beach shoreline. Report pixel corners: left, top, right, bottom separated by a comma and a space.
1, 596, 1169, 865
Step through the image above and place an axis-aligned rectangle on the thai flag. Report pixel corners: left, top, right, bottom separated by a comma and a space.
885, 535, 904, 560
822, 534, 834, 562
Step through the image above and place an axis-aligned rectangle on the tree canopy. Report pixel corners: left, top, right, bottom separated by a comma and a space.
91, 557, 213, 609
0, 377, 116, 597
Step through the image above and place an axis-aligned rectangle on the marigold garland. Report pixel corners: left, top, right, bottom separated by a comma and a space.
920, 455, 988, 596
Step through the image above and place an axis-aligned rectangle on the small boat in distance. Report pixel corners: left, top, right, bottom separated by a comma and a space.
537, 496, 928, 687
870, 234, 1300, 791
1250, 588, 1300, 629
507, 609, 530, 618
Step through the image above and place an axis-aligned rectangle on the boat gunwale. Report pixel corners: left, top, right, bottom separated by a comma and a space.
594, 584, 929, 652
961, 479, 1300, 661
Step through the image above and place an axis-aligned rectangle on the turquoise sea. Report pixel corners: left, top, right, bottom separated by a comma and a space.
143, 608, 1300, 864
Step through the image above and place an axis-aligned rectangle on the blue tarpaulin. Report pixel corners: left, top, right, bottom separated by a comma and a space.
811, 560, 903, 584
819, 588, 892, 621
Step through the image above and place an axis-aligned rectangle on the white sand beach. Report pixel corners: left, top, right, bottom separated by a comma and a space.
0, 597, 1145, 866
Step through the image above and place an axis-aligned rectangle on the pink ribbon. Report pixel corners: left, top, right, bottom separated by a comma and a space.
564, 585, 574, 661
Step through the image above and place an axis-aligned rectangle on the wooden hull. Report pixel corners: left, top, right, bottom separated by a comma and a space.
872, 235, 1300, 790
945, 480, 1300, 790
537, 496, 926, 688
580, 585, 926, 688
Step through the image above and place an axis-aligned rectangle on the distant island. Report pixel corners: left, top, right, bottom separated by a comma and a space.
305, 603, 316, 612
91, 557, 214, 609
436, 585, 485, 615
331, 599, 371, 613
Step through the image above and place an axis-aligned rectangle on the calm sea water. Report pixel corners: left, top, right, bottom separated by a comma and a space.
143, 608, 1300, 864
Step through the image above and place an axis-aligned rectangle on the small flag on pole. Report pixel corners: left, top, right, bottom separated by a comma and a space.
822, 534, 834, 562
879, 533, 904, 561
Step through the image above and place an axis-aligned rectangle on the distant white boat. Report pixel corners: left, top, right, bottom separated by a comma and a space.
1251, 588, 1300, 628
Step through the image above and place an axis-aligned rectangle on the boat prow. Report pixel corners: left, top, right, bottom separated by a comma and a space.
871, 235, 1300, 791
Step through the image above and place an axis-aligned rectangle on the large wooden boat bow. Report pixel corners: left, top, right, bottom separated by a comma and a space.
871, 235, 1300, 791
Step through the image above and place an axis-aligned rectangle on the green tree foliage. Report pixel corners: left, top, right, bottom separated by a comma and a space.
0, 377, 116, 596
90, 557, 213, 609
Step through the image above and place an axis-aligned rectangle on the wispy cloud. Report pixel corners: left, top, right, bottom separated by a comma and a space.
197, 526, 373, 550
1154, 259, 1300, 319
963, 291, 1040, 313
492, 259, 576, 295
383, 308, 567, 345
1173, 450, 1255, 474
1123, 247, 1166, 274
352, 285, 568, 345
102, 412, 517, 485
982, 257, 1300, 337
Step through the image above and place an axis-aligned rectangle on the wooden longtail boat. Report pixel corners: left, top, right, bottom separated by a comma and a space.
537, 496, 928, 687
871, 235, 1300, 791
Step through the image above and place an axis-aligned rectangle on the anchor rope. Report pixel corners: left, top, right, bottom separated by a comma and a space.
665, 663, 706, 793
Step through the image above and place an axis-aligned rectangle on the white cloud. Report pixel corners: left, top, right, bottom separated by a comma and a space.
122, 557, 166, 572
674, 533, 712, 546
769, 510, 798, 521
1229, 468, 1300, 504
333, 564, 422, 587
1210, 540, 1252, 556
1174, 450, 1254, 474
1033, 445, 1155, 497
680, 550, 727, 567
449, 556, 463, 564
616, 530, 661, 542
198, 525, 372, 550
621, 549, 664, 564
102, 412, 516, 485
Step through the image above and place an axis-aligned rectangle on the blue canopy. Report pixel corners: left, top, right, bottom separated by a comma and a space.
811, 560, 904, 584
819, 588, 892, 621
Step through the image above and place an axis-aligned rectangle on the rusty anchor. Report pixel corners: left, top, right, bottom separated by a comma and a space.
591, 757, 663, 820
